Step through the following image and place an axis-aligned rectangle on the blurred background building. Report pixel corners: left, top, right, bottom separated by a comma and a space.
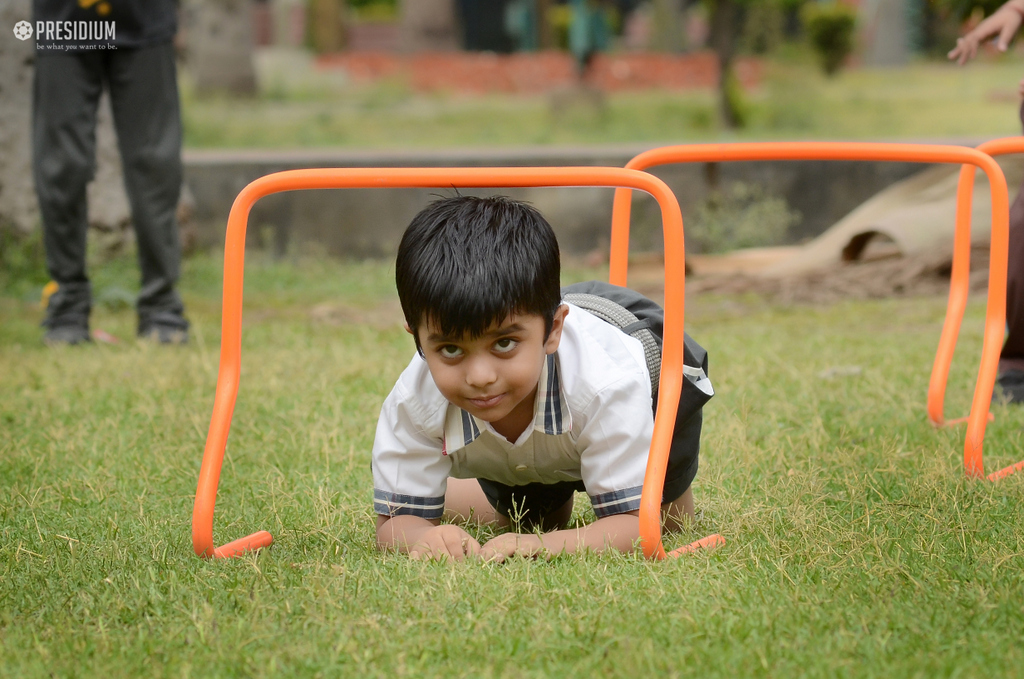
0, 0, 996, 261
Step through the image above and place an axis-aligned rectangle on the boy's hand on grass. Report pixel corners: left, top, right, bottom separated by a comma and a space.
480, 533, 546, 563
409, 524, 481, 562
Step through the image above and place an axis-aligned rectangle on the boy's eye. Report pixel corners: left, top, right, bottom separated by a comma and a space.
493, 338, 518, 353
438, 345, 463, 359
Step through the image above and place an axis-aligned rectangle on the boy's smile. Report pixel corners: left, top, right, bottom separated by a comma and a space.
413, 305, 568, 442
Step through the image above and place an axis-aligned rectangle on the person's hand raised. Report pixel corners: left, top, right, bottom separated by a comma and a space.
949, 3, 1024, 65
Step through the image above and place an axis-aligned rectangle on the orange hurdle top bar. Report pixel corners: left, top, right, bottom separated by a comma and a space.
194, 167, 688, 560
610, 142, 1009, 480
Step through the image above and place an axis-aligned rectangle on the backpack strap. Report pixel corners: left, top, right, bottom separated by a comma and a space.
561, 292, 661, 399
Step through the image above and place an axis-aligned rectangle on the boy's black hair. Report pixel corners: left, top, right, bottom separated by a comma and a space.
396, 195, 561, 349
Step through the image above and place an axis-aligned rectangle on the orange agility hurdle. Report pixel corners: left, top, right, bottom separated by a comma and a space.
610, 142, 1016, 481
932, 137, 1024, 481
193, 166, 720, 561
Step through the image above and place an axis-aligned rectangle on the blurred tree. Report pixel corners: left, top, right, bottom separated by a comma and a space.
708, 0, 747, 128
742, 0, 785, 54
651, 0, 686, 52
706, 0, 795, 128
924, 0, 1005, 53
918, 0, 968, 54
935, 0, 1003, 19
348, 0, 396, 8
803, 1, 857, 74
779, 0, 809, 38
537, 0, 555, 47
311, 0, 347, 53
399, 0, 460, 51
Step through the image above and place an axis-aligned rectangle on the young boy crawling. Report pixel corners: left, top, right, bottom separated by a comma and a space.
372, 196, 713, 561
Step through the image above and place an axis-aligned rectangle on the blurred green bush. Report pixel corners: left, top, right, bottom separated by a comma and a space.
690, 182, 801, 253
802, 1, 857, 76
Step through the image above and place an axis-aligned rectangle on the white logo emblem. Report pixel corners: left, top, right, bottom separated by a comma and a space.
13, 21, 33, 41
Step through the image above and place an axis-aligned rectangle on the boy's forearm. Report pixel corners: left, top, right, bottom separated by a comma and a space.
375, 514, 440, 553
537, 511, 640, 555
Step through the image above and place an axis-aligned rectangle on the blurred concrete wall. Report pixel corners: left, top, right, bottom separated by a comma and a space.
183, 146, 935, 259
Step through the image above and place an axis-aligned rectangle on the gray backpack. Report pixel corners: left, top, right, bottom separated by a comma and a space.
561, 290, 662, 400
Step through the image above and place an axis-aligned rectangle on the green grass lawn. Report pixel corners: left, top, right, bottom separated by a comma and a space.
3, 253, 1024, 677
182, 54, 1024, 150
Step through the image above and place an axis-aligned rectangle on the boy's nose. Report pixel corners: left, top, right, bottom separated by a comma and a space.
464, 356, 498, 388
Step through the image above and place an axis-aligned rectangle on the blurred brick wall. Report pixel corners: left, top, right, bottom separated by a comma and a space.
316, 50, 762, 95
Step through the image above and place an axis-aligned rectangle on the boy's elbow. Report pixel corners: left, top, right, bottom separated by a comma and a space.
612, 511, 641, 552
589, 510, 640, 553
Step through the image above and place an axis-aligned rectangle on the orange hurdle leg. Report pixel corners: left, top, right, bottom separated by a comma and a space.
947, 137, 1024, 481
612, 142, 1010, 480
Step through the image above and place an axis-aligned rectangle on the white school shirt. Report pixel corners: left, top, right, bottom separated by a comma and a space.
371, 303, 700, 519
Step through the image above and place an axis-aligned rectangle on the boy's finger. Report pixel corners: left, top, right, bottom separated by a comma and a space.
436, 538, 456, 561
441, 531, 469, 560
463, 536, 482, 556
418, 535, 452, 561
480, 537, 511, 561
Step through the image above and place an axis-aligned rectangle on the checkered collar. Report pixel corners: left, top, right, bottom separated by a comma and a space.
443, 353, 572, 454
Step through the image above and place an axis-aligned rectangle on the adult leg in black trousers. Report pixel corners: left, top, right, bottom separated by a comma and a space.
34, 43, 188, 344
33, 52, 104, 344
996, 101, 1024, 401
106, 42, 188, 340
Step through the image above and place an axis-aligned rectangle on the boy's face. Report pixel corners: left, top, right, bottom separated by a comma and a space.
412, 305, 569, 434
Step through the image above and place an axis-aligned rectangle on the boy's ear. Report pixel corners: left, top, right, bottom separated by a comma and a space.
544, 304, 569, 355
404, 323, 413, 335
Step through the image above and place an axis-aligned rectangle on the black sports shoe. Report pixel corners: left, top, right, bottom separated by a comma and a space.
43, 324, 91, 346
138, 309, 189, 345
138, 324, 189, 345
997, 369, 1024, 404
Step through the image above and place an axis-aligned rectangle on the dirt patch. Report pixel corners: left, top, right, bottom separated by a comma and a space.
310, 299, 405, 329
622, 244, 991, 305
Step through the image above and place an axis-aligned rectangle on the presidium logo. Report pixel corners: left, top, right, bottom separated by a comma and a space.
15, 0, 114, 42
13, 21, 32, 41
13, 19, 116, 46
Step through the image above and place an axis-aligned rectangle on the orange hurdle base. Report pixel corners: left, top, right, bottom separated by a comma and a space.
210, 531, 274, 559
988, 461, 1024, 482
667, 533, 726, 557
934, 412, 995, 428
